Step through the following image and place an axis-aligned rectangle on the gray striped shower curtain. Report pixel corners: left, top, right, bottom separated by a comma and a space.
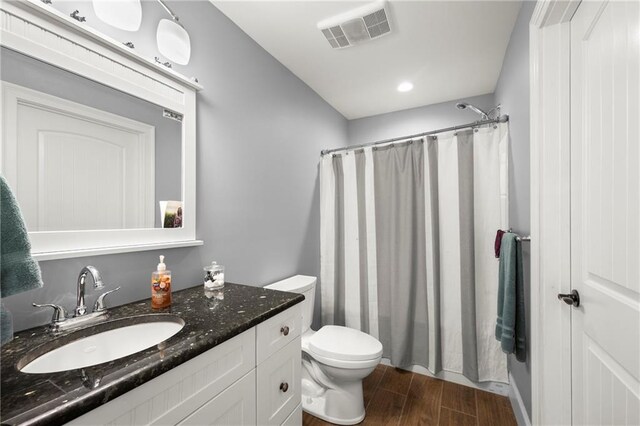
320, 123, 509, 383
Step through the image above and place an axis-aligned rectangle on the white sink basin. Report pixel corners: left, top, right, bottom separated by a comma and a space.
19, 315, 184, 374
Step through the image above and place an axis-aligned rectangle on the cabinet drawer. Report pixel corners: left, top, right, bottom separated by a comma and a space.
257, 337, 301, 425
178, 370, 256, 426
256, 304, 301, 364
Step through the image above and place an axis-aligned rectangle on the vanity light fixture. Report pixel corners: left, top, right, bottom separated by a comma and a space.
92, 0, 190, 66
70, 10, 86, 23
156, 0, 191, 66
397, 81, 413, 92
155, 57, 173, 68
92, 0, 142, 31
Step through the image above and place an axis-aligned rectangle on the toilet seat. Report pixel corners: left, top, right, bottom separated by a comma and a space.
306, 326, 382, 369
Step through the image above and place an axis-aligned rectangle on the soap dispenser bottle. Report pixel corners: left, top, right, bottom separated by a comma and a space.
151, 255, 172, 309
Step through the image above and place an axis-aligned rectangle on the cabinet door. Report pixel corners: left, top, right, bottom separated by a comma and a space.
178, 370, 256, 426
257, 338, 301, 425
281, 404, 302, 426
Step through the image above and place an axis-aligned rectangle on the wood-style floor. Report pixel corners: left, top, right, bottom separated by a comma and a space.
302, 365, 518, 426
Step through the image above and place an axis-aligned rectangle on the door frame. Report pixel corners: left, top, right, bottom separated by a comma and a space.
530, 0, 581, 424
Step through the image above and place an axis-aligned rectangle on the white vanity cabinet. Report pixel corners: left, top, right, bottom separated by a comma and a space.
69, 304, 302, 426
178, 371, 257, 426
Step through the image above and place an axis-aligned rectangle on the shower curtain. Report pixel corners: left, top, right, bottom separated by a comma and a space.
320, 123, 509, 383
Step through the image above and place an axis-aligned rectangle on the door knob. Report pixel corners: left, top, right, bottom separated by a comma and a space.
557, 290, 580, 307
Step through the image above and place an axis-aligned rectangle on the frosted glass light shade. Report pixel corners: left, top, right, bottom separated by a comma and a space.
92, 0, 142, 31
156, 19, 191, 65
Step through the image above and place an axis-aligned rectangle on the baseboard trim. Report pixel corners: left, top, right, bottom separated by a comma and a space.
381, 358, 510, 396
508, 372, 531, 426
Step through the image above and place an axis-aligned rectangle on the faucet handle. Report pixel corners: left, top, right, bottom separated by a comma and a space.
32, 303, 68, 324
93, 286, 121, 312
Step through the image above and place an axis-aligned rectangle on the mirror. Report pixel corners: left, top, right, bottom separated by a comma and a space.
1, 47, 183, 231
1, 0, 200, 259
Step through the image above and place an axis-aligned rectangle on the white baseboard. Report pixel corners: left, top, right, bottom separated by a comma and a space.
381, 358, 510, 396
508, 372, 531, 426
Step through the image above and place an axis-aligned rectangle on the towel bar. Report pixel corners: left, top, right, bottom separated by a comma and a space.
506, 229, 531, 242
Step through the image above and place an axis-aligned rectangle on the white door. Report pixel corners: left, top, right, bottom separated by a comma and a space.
570, 1, 640, 424
18, 105, 143, 231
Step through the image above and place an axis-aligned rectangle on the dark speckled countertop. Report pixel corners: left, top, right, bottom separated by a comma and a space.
0, 283, 304, 425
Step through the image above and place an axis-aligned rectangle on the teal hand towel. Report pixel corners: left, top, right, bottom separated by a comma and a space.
1, 175, 43, 344
0, 301, 13, 344
495, 232, 526, 362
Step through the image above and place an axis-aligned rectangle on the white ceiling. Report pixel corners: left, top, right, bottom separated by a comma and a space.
211, 1, 521, 120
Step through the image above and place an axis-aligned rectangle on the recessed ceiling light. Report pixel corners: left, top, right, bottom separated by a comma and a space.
397, 81, 413, 92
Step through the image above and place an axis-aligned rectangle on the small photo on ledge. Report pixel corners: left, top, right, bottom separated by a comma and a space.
160, 200, 183, 228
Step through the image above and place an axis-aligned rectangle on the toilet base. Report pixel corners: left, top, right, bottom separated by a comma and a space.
302, 392, 365, 426
300, 372, 367, 426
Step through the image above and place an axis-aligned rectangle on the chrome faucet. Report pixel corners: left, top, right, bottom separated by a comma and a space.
75, 266, 104, 316
33, 266, 120, 332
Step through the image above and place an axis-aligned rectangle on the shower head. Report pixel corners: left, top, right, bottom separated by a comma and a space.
455, 102, 490, 120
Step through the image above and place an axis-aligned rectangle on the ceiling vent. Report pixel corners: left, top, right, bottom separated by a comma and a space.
317, 1, 391, 49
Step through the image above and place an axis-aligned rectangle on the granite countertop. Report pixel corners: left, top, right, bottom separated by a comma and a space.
0, 283, 304, 425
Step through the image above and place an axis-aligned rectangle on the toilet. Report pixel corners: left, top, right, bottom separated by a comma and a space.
265, 275, 382, 425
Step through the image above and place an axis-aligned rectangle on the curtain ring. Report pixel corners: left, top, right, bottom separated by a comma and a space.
474, 128, 479, 133
373, 146, 377, 151
453, 132, 458, 136
493, 125, 497, 129
409, 140, 413, 144
332, 154, 336, 158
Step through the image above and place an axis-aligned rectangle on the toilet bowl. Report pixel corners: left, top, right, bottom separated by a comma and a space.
265, 275, 382, 425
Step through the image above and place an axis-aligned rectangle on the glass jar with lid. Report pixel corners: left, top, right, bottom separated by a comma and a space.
204, 261, 225, 290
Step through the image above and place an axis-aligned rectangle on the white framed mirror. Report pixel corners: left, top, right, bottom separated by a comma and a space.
0, 0, 202, 260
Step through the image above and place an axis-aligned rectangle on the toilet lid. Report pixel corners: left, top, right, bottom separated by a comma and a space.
308, 326, 383, 362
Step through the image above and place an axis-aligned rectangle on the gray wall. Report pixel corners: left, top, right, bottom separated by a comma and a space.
494, 1, 535, 421
2, 1, 348, 331
347, 93, 496, 146
0, 47, 182, 229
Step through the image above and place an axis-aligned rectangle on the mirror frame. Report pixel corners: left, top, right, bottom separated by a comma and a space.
0, 0, 203, 260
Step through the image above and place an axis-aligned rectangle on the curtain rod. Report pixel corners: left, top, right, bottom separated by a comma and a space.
320, 114, 509, 156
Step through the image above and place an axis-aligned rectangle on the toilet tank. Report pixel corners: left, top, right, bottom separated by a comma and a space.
264, 275, 316, 333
